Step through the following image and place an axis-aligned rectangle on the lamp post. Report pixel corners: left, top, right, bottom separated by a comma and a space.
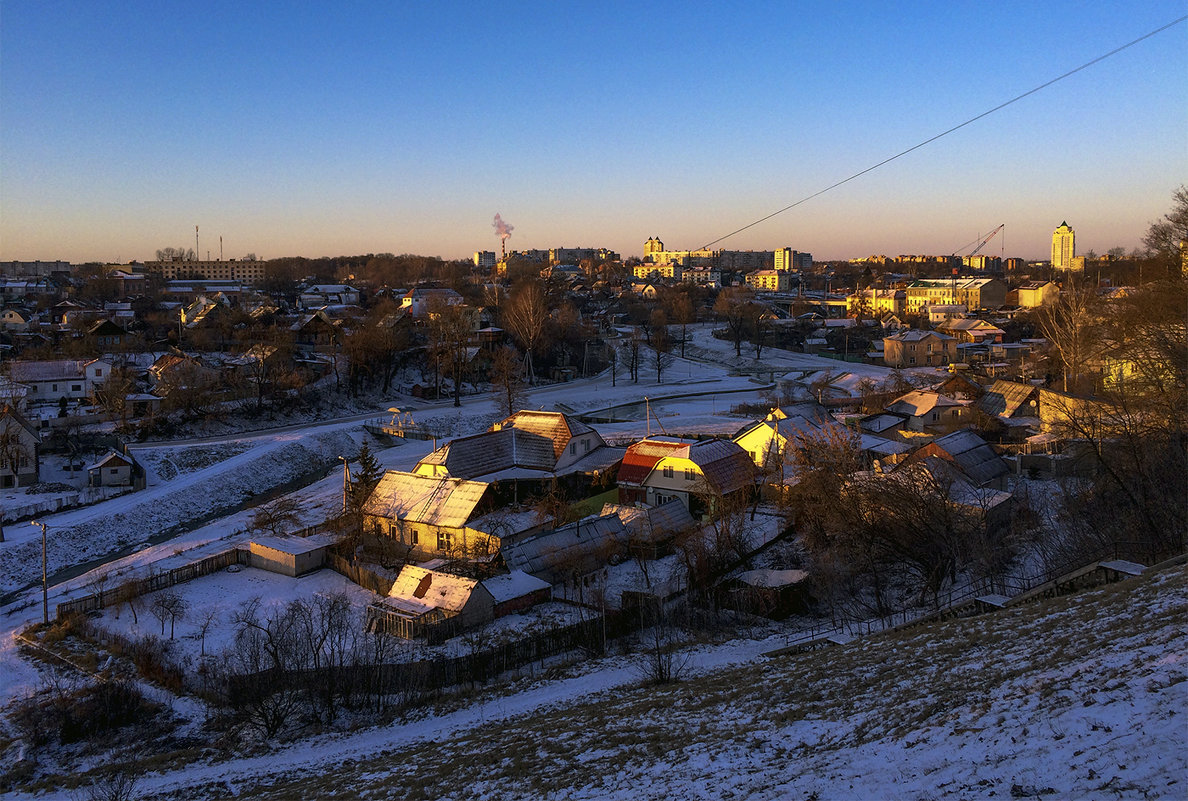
337, 456, 351, 515
31, 520, 47, 624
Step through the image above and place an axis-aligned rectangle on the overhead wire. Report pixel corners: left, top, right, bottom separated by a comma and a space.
697, 15, 1188, 251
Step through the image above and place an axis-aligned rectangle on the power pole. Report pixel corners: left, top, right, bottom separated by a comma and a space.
32, 520, 48, 624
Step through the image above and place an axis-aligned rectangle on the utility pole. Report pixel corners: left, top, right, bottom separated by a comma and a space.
337, 456, 352, 514
31, 520, 47, 624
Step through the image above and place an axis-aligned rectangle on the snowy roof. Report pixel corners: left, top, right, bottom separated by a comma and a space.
481, 570, 551, 603
886, 390, 963, 418
86, 450, 134, 472
362, 471, 490, 528
859, 434, 910, 457
384, 565, 477, 617
249, 534, 337, 556
859, 413, 905, 434
735, 568, 809, 588
884, 329, 955, 344
7, 359, 89, 382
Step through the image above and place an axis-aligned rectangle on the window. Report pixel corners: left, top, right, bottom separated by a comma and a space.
662, 465, 674, 478
109, 467, 120, 475
583, 439, 590, 453
437, 531, 453, 552
570, 442, 576, 455
72, 384, 82, 392
95, 369, 103, 377
684, 468, 695, 480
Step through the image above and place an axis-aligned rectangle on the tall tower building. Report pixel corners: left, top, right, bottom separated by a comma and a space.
643, 236, 664, 262
1052, 222, 1076, 270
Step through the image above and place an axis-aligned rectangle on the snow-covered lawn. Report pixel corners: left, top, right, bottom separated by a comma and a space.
110, 562, 1187, 801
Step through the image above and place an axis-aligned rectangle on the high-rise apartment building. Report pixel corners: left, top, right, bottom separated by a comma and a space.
1052, 222, 1076, 270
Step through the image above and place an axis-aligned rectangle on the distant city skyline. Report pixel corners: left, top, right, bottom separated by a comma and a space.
2, 3, 1184, 265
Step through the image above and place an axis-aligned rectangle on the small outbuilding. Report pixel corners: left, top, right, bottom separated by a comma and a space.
248, 534, 335, 577
87, 450, 138, 488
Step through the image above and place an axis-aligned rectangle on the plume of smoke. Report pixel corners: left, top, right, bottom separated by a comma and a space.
492, 213, 514, 241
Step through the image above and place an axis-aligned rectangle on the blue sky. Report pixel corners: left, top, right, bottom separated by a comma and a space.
2, 2, 1185, 263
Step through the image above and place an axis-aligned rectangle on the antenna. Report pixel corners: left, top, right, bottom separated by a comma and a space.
195, 225, 199, 261
220, 236, 224, 261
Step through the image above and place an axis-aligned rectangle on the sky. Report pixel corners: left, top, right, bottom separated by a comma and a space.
1, 2, 1185, 264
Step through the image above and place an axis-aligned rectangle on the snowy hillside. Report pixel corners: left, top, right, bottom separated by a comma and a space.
117, 560, 1187, 800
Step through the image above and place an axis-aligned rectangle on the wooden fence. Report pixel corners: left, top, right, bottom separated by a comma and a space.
55, 548, 250, 619
229, 606, 644, 704
327, 553, 395, 596
2, 485, 136, 525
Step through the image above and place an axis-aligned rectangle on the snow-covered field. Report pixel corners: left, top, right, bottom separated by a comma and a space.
67, 558, 1188, 801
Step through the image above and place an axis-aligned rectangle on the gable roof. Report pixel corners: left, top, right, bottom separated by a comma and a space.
0, 405, 38, 439
417, 427, 557, 478
490, 411, 599, 463
385, 565, 478, 617
600, 498, 696, 542
617, 438, 689, 485
884, 329, 955, 344
362, 471, 490, 528
886, 390, 963, 418
899, 429, 1009, 487
979, 380, 1039, 418
501, 513, 628, 583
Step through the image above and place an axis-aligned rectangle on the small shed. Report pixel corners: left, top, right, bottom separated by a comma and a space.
723, 568, 812, 619
87, 450, 136, 488
481, 570, 552, 617
248, 534, 335, 577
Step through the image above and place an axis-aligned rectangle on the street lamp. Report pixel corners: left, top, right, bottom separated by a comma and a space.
337, 456, 352, 515
31, 520, 47, 625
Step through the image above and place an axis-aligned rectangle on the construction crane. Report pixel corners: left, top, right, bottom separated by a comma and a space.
951, 223, 1005, 258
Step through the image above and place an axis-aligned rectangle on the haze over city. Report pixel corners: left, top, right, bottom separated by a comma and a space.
1, 2, 1185, 263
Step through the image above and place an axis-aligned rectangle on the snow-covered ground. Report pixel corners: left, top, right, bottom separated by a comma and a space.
36, 557, 1185, 801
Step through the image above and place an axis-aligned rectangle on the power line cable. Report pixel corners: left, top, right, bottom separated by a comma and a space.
698, 15, 1188, 251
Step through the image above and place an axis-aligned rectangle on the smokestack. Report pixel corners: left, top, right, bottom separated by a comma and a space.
493, 213, 514, 262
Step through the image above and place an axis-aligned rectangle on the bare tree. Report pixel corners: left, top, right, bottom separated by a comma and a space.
1035, 280, 1102, 393
489, 345, 526, 418
502, 279, 550, 384
149, 591, 187, 639
713, 286, 755, 358
250, 497, 303, 537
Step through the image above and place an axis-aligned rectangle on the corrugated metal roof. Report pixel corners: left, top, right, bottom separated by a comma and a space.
929, 430, 1009, 487
979, 380, 1038, 418
8, 360, 89, 382
502, 513, 628, 584
600, 498, 695, 542
362, 471, 490, 528
886, 391, 962, 417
